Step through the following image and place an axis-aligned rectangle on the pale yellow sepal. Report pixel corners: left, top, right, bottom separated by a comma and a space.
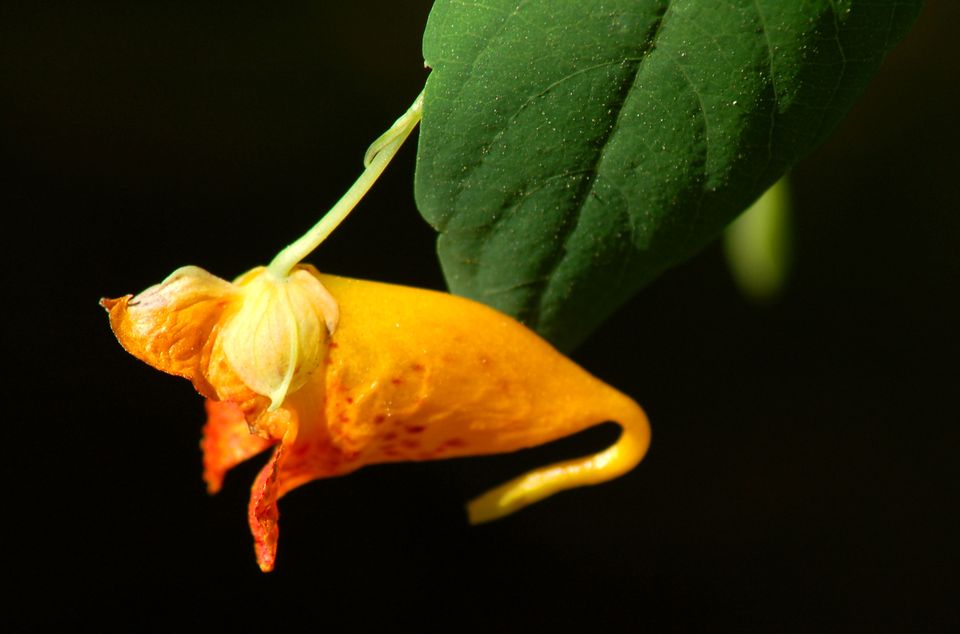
220, 267, 339, 410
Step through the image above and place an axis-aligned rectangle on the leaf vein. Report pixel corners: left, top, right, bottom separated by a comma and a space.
530, 0, 674, 327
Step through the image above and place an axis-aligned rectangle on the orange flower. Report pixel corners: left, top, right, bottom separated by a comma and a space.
102, 264, 650, 571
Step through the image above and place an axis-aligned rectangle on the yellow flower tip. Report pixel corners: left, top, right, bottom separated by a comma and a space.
221, 266, 339, 410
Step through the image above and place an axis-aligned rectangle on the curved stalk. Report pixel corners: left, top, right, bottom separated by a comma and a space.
268, 90, 424, 278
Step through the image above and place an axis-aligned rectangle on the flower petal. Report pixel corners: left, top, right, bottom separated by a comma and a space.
101, 266, 236, 397
249, 444, 284, 573
201, 399, 274, 494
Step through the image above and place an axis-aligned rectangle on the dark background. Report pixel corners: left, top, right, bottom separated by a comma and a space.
3, 1, 958, 629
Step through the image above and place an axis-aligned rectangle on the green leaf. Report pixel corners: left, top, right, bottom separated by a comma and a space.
414, 0, 921, 351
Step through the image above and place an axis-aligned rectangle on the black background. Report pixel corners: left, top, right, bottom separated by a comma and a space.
3, 1, 958, 629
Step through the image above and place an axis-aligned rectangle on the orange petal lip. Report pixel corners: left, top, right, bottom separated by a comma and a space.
201, 399, 274, 495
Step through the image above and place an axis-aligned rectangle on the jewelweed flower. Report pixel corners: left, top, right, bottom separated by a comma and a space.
100, 91, 650, 571
102, 264, 650, 571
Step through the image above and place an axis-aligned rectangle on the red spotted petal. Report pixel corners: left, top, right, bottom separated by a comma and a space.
249, 444, 284, 572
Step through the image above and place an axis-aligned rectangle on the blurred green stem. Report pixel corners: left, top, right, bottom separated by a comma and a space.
723, 176, 792, 303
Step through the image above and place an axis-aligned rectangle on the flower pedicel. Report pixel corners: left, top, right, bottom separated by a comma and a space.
102, 92, 651, 571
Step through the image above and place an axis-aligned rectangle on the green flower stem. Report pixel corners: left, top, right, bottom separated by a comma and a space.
268, 90, 424, 278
